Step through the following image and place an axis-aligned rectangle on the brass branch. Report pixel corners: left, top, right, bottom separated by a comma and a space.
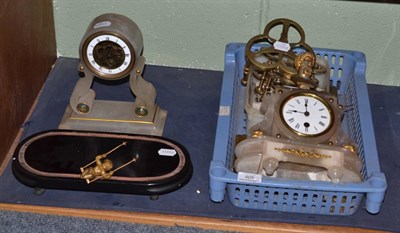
274, 147, 331, 159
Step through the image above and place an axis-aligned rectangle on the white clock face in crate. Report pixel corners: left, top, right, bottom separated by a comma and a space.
281, 93, 333, 136
84, 34, 133, 79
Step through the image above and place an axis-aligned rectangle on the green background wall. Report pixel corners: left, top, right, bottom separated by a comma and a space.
53, 0, 400, 85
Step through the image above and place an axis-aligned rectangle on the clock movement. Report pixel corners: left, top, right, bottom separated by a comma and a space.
59, 13, 166, 136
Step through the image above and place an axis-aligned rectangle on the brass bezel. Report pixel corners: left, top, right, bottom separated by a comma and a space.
81, 31, 136, 80
277, 91, 336, 140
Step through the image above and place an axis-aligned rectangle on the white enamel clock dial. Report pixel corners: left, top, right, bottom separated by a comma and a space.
281, 93, 333, 136
85, 34, 132, 77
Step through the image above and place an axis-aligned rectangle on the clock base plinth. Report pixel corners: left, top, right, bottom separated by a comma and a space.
58, 100, 167, 136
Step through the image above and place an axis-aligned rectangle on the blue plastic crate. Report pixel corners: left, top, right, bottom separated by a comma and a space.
209, 43, 387, 215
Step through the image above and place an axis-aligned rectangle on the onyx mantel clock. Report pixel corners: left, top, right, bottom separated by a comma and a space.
59, 13, 166, 136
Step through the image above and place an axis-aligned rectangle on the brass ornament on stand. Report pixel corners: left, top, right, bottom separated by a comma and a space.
80, 141, 139, 184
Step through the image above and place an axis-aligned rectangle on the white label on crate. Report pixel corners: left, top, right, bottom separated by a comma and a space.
237, 172, 262, 183
94, 21, 112, 29
273, 41, 290, 52
219, 106, 230, 116
158, 148, 176, 156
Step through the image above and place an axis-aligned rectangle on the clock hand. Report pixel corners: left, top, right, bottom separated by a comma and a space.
303, 99, 311, 116
286, 110, 306, 114
304, 98, 308, 109
286, 109, 309, 116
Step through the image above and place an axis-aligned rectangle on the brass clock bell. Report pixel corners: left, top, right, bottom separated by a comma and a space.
59, 13, 167, 135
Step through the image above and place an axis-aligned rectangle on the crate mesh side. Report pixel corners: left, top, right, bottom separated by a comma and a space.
227, 184, 363, 215
316, 52, 367, 179
226, 66, 242, 169
319, 53, 347, 94
344, 75, 367, 178
220, 47, 370, 215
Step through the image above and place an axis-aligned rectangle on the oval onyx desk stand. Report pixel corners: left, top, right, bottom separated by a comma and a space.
12, 130, 192, 197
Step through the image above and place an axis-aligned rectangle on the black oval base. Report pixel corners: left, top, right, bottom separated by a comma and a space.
12, 130, 193, 196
